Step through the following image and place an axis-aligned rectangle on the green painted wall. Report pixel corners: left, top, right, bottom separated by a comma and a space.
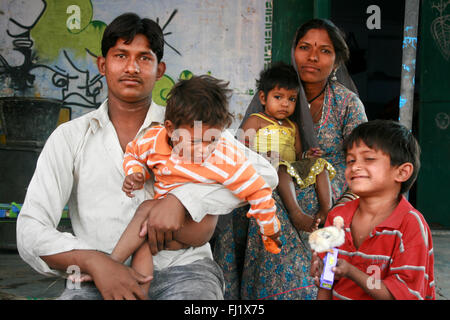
272, 0, 314, 64
272, 0, 330, 64
417, 0, 450, 227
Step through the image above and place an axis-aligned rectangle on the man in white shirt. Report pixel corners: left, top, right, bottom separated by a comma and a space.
16, 13, 277, 300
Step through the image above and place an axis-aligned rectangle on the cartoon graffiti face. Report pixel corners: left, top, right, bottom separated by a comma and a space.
97, 34, 166, 104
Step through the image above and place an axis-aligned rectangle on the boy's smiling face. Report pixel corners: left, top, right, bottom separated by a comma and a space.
345, 141, 404, 197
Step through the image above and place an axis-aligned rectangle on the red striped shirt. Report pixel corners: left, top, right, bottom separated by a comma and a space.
324, 196, 435, 300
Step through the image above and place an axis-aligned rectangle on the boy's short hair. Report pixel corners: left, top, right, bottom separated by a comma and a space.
165, 75, 234, 129
102, 12, 164, 62
256, 61, 299, 97
343, 120, 421, 195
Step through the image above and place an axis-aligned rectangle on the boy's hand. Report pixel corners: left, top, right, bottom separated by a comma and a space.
306, 147, 323, 159
310, 251, 324, 287
332, 258, 353, 280
122, 172, 145, 197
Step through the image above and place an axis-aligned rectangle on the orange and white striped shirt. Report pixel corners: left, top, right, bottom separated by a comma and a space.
124, 126, 281, 253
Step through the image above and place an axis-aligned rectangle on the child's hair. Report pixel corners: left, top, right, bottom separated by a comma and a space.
101, 12, 164, 62
256, 61, 299, 97
165, 75, 234, 129
343, 120, 421, 195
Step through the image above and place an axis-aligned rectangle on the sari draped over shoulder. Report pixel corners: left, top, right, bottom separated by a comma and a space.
212, 22, 367, 300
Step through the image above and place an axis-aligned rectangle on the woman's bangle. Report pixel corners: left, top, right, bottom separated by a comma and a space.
302, 151, 308, 159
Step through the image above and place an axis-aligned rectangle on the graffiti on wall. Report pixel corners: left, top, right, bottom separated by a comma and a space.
0, 0, 184, 111
431, 0, 450, 61
0, 1, 268, 126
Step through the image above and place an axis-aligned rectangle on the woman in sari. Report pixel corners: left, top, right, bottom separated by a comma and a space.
213, 19, 368, 300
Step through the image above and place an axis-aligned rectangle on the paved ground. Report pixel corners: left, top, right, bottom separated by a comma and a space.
0, 229, 449, 300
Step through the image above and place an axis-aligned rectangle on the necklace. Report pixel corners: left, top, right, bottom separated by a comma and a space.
262, 112, 283, 125
307, 84, 327, 123
307, 84, 327, 104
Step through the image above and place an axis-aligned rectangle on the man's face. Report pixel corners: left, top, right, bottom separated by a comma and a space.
97, 34, 166, 103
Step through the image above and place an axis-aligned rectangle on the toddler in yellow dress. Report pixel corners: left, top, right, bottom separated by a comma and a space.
239, 62, 336, 231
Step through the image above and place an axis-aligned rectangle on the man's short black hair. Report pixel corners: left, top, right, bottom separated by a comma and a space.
256, 61, 299, 97
101, 12, 164, 62
343, 120, 421, 195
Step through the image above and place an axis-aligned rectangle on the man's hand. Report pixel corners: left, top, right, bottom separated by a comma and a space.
138, 195, 187, 255
122, 172, 145, 198
87, 253, 152, 300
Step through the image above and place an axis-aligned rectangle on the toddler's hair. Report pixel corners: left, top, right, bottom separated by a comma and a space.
343, 120, 421, 195
256, 61, 299, 97
165, 75, 234, 129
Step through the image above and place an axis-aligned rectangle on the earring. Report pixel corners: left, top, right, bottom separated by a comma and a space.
331, 69, 337, 81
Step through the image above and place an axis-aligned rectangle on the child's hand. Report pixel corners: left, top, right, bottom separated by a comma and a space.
310, 251, 324, 287
332, 259, 353, 280
305, 147, 323, 159
291, 212, 318, 233
122, 172, 145, 197
310, 217, 321, 232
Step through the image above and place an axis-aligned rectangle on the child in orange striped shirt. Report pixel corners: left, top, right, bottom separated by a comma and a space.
112, 75, 281, 292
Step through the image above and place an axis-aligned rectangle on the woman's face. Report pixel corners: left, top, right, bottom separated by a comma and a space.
294, 28, 336, 85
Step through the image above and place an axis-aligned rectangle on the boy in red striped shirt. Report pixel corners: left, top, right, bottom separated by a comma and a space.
113, 75, 282, 292
311, 120, 435, 300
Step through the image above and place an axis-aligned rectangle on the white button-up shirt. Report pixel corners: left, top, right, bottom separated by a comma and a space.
17, 99, 278, 277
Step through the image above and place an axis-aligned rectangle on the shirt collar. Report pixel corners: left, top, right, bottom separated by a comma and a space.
88, 99, 165, 134
376, 195, 413, 230
88, 100, 109, 133
341, 195, 412, 230
139, 100, 165, 135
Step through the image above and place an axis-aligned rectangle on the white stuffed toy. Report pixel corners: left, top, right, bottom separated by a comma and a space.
309, 216, 345, 253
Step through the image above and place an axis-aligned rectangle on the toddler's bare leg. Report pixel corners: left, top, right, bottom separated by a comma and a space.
111, 199, 158, 263
277, 166, 314, 231
131, 242, 153, 294
314, 169, 332, 224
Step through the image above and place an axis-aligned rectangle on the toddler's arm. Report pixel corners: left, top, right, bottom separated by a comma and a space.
123, 172, 145, 198
123, 134, 153, 185
223, 154, 281, 253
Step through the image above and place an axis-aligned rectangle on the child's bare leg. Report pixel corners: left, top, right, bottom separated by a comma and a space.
314, 169, 332, 225
277, 166, 315, 232
111, 199, 158, 263
131, 242, 153, 294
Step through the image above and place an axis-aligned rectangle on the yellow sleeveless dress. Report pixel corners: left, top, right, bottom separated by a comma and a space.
251, 113, 336, 189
